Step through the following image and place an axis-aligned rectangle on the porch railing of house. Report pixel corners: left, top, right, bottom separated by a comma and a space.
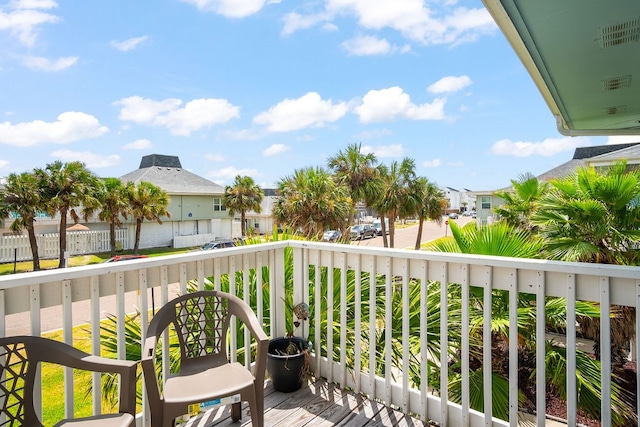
0, 240, 638, 427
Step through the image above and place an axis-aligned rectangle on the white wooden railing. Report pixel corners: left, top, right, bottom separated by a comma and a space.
0, 240, 638, 427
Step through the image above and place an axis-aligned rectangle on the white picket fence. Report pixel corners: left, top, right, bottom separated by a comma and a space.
0, 229, 130, 263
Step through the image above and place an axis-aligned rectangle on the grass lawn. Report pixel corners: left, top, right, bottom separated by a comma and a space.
0, 247, 195, 276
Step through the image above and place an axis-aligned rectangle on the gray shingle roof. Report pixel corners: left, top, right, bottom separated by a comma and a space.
120, 155, 224, 195
572, 143, 640, 160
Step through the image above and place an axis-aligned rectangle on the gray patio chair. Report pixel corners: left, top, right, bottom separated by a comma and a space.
142, 290, 268, 427
0, 335, 138, 427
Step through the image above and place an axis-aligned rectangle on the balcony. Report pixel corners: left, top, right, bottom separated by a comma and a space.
0, 240, 638, 426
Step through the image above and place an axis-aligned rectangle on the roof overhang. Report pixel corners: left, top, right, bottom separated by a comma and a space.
482, 0, 640, 136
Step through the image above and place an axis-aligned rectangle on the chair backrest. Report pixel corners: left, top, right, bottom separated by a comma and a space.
0, 337, 41, 426
147, 291, 238, 371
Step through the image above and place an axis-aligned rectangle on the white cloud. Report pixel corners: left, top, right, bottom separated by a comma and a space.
342, 35, 391, 56
114, 96, 240, 136
205, 152, 228, 162
207, 166, 259, 184
263, 143, 290, 157
354, 86, 446, 123
179, 0, 270, 18
287, 0, 496, 46
428, 75, 472, 94
253, 92, 348, 132
491, 137, 591, 157
0, 0, 59, 47
361, 143, 404, 157
50, 150, 120, 168
111, 35, 148, 51
21, 55, 77, 71
423, 158, 441, 167
0, 112, 108, 146
605, 136, 640, 145
122, 139, 152, 150
282, 12, 329, 35
0, 159, 8, 169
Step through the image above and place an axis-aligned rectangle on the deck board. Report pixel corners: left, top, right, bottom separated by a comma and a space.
182, 378, 428, 427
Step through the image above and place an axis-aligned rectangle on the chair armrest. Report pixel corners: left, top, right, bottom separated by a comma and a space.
226, 294, 269, 384
36, 339, 138, 416
141, 333, 163, 411
79, 356, 138, 416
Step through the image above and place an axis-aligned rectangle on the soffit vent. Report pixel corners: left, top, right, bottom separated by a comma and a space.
601, 75, 632, 91
603, 105, 627, 115
597, 18, 640, 48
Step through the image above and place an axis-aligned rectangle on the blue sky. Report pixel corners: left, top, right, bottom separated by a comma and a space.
0, 0, 633, 191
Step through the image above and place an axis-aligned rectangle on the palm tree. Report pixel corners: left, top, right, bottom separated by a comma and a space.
35, 161, 100, 268
127, 181, 171, 254
0, 172, 43, 271
531, 161, 640, 366
96, 178, 132, 257
372, 158, 416, 248
327, 143, 379, 225
224, 175, 264, 237
407, 177, 446, 250
273, 167, 351, 239
532, 161, 640, 265
493, 173, 548, 231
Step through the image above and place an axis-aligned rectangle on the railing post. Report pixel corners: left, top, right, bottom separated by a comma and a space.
272, 246, 287, 339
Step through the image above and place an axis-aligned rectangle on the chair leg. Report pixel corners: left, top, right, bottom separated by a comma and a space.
246, 388, 262, 427
231, 401, 242, 422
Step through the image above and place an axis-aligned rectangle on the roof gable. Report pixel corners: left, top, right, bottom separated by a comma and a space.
120, 155, 224, 195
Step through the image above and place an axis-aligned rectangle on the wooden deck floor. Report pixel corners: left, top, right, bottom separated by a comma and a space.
182, 378, 428, 427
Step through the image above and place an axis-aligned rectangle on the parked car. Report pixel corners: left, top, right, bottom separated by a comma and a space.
447, 212, 459, 219
371, 219, 389, 235
201, 239, 239, 250
103, 254, 148, 263
322, 230, 342, 242
350, 224, 375, 240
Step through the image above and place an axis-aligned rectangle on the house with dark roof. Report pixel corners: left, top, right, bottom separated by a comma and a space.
119, 154, 235, 249
475, 143, 640, 226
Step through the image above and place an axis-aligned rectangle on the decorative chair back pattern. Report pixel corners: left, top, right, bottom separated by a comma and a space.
175, 294, 229, 361
0, 341, 33, 426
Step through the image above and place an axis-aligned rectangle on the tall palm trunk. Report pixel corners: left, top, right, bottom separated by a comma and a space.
26, 223, 40, 271
58, 211, 67, 268
109, 221, 117, 257
134, 219, 143, 254
380, 215, 389, 248
414, 218, 424, 250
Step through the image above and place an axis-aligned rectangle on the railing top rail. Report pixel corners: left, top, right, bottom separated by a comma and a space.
289, 240, 640, 280
1, 239, 639, 289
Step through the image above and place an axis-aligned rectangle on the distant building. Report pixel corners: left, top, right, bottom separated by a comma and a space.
441, 187, 475, 213
119, 154, 234, 249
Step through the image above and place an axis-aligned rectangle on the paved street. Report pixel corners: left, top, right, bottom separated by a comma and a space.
352, 216, 474, 249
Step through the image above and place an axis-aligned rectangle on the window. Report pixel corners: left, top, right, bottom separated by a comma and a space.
481, 196, 491, 210
213, 198, 226, 212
